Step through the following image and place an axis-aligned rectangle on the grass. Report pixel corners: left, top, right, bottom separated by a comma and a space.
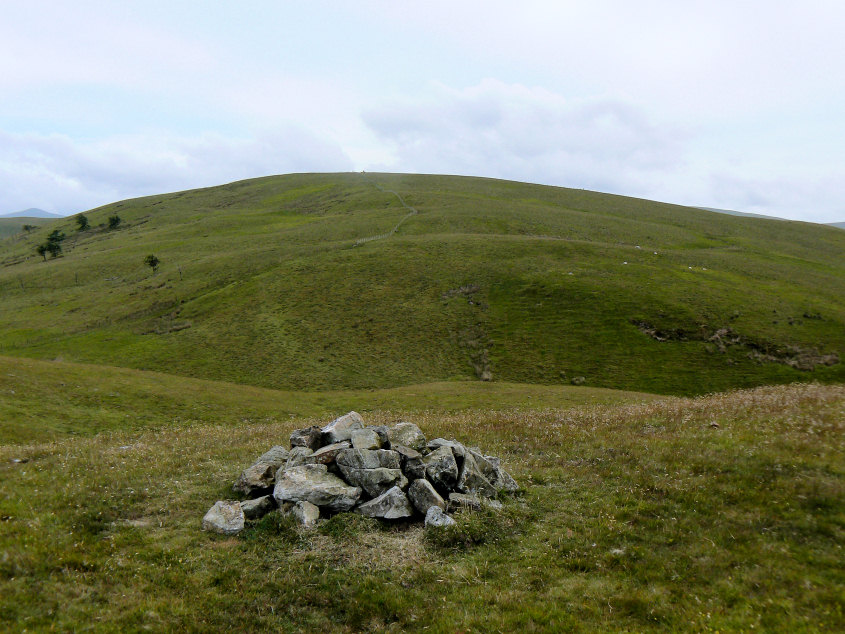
1, 382, 842, 631
0, 172, 842, 396
0, 218, 50, 241
0, 354, 656, 445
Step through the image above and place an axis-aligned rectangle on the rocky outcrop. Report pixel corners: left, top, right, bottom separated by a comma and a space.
208, 412, 519, 535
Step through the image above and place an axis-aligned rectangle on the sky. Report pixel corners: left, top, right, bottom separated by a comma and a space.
2, 1, 844, 223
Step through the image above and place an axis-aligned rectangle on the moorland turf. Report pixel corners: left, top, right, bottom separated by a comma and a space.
0, 382, 842, 631
0, 172, 842, 395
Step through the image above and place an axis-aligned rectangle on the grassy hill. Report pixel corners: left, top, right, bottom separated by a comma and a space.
0, 218, 50, 240
0, 172, 842, 395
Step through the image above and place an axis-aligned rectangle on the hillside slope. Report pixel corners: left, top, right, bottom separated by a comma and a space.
0, 172, 842, 395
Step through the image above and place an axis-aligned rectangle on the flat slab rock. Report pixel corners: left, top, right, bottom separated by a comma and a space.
355, 486, 414, 519
273, 464, 361, 513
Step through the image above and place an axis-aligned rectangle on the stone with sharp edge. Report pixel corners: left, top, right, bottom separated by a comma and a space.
354, 486, 414, 519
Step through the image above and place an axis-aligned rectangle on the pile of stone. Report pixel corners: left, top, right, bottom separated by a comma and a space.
202, 412, 518, 535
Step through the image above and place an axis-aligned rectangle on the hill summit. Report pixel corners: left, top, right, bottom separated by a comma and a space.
0, 172, 842, 395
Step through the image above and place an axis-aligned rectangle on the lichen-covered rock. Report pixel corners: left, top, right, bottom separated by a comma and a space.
202, 501, 245, 535
424, 506, 456, 528
343, 466, 408, 498
456, 452, 498, 498
290, 426, 323, 451
241, 495, 276, 520
321, 411, 365, 444
388, 422, 427, 452
355, 486, 414, 519
408, 478, 446, 515
273, 464, 361, 513
483, 455, 520, 492
305, 441, 351, 465
233, 462, 276, 497
428, 438, 466, 462
423, 445, 459, 493
292, 501, 320, 528
392, 444, 426, 480
253, 446, 290, 470
336, 448, 401, 470
285, 446, 314, 468
448, 492, 503, 512
336, 448, 407, 497
350, 428, 382, 450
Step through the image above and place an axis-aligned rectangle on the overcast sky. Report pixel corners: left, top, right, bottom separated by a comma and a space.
2, 1, 844, 222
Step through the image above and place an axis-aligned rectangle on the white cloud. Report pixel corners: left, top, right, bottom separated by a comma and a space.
0, 128, 352, 214
363, 79, 686, 196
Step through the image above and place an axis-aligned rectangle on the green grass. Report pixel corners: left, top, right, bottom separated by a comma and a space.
0, 218, 49, 240
0, 173, 842, 396
1, 382, 841, 631
0, 354, 655, 445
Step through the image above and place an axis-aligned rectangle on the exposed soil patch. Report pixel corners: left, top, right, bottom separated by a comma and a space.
634, 320, 840, 371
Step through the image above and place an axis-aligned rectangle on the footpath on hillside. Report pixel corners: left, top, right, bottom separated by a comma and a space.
354, 172, 418, 246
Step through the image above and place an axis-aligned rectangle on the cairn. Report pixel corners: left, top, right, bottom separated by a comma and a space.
202, 412, 518, 534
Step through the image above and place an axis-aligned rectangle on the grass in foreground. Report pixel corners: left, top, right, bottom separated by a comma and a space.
1, 382, 842, 631
0, 355, 655, 444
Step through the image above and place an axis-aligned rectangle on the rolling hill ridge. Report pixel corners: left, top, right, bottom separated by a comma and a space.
0, 172, 842, 395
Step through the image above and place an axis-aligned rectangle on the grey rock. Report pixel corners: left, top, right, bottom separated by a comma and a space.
369, 425, 391, 448
321, 411, 365, 444
393, 444, 426, 480
448, 492, 503, 513
456, 452, 498, 498
339, 465, 408, 498
424, 506, 456, 528
482, 455, 519, 492
355, 486, 414, 519
202, 500, 245, 535
350, 428, 382, 450
408, 478, 446, 514
423, 445, 459, 492
240, 495, 276, 520
336, 448, 401, 470
305, 441, 351, 465
273, 464, 361, 513
233, 462, 276, 497
290, 426, 323, 451
253, 445, 290, 470
285, 446, 314, 468
292, 500, 320, 528
388, 422, 427, 452
467, 448, 498, 481
428, 438, 467, 461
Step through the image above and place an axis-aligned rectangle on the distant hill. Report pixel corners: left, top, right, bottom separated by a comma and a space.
0, 172, 842, 396
697, 206, 785, 221
829, 221, 845, 229
0, 208, 64, 219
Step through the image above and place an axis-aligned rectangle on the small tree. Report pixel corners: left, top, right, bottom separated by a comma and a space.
108, 215, 121, 229
36, 230, 66, 260
22, 224, 35, 232
76, 214, 89, 231
46, 240, 63, 258
144, 254, 160, 273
